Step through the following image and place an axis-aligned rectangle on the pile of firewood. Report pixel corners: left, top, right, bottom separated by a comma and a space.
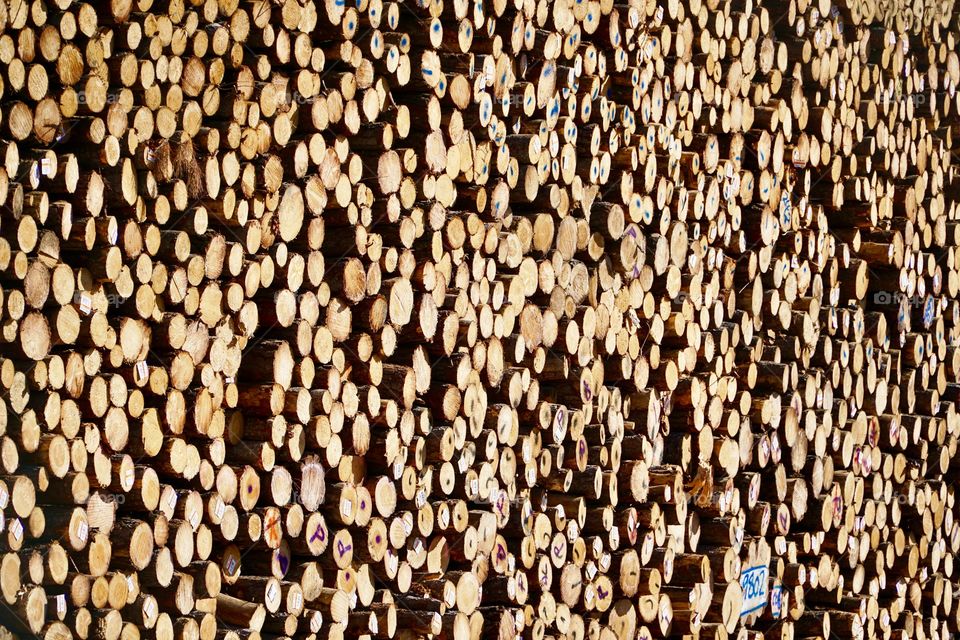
0, 0, 959, 638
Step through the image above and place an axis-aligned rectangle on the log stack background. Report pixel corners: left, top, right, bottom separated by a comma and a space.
0, 0, 959, 638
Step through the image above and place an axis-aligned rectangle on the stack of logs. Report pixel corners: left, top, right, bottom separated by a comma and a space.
2, 0, 960, 638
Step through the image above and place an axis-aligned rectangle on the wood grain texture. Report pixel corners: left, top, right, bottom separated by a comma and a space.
0, 0, 958, 639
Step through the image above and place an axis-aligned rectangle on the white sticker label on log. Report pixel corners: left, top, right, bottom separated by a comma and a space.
775, 537, 786, 555
342, 499, 353, 517
136, 361, 149, 381
739, 565, 769, 616
10, 519, 22, 541
143, 598, 156, 619
77, 520, 88, 544
215, 499, 225, 519
553, 408, 565, 443
659, 599, 670, 626
78, 294, 92, 315
266, 582, 278, 602
770, 585, 783, 619
0, 486, 8, 509
291, 591, 302, 611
